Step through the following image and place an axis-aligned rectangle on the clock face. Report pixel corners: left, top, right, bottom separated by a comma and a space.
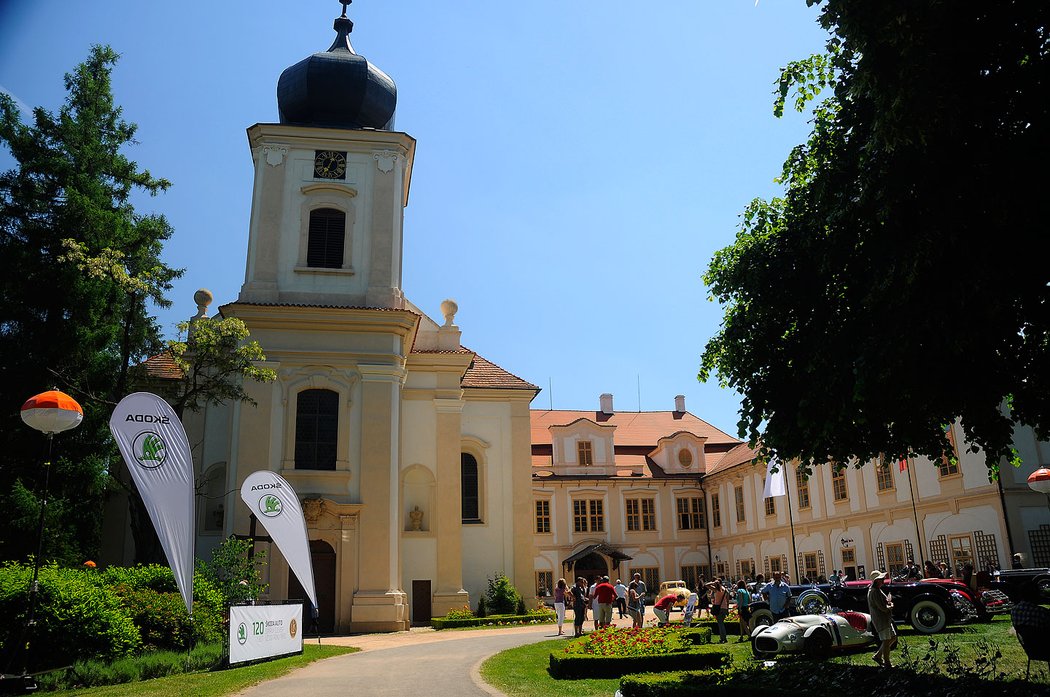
314, 150, 347, 179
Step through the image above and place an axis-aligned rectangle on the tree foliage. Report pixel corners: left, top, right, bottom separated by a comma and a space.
701, 2, 1049, 477
0, 45, 181, 563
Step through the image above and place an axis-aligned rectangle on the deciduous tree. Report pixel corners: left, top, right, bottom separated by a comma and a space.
701, 2, 1049, 477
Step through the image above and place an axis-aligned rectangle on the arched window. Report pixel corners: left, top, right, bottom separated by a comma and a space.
295, 389, 338, 470
307, 208, 346, 268
461, 453, 480, 523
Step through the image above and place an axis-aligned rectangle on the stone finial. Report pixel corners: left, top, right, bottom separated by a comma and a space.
192, 288, 213, 321
440, 299, 458, 327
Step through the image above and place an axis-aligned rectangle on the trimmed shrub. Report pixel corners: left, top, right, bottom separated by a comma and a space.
549, 627, 725, 679
477, 595, 488, 618
431, 611, 555, 629
620, 670, 796, 697
0, 562, 141, 671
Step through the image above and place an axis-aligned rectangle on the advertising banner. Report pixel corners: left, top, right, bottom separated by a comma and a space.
239, 471, 317, 613
109, 392, 195, 616
229, 603, 304, 665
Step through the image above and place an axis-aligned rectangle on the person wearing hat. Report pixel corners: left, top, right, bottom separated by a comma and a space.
868, 569, 898, 667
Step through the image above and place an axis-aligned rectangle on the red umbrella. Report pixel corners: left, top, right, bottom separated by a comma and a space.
20, 390, 83, 435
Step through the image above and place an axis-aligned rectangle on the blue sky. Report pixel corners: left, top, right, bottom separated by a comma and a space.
0, 1, 829, 437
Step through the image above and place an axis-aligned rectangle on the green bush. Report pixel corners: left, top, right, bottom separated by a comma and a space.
92, 564, 225, 649
485, 572, 522, 615
195, 537, 268, 604
0, 562, 141, 672
620, 669, 796, 697
477, 595, 488, 618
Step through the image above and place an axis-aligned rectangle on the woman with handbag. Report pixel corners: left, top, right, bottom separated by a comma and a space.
707, 578, 730, 644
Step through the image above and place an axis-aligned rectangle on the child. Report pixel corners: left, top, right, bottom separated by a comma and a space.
682, 592, 699, 626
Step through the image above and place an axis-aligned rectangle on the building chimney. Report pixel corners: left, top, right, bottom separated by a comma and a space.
600, 393, 614, 415
674, 395, 686, 413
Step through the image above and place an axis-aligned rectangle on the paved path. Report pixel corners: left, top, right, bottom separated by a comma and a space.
235, 613, 643, 697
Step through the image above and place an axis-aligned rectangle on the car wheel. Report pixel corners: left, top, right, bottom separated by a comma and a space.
803, 629, 832, 658
750, 608, 774, 632
909, 599, 947, 634
797, 589, 829, 615
1036, 576, 1050, 601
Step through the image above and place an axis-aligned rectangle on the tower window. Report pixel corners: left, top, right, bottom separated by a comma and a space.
307, 208, 346, 268
295, 389, 338, 470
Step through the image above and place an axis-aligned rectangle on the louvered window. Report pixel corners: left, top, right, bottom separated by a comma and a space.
295, 389, 338, 470
462, 453, 481, 522
307, 208, 345, 268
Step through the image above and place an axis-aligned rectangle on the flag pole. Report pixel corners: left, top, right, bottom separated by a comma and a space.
903, 453, 926, 569
786, 462, 799, 581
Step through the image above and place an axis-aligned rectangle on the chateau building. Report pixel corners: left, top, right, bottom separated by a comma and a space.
533, 398, 1050, 596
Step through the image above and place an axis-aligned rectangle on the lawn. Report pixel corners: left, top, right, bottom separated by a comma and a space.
45, 644, 358, 697
481, 614, 1048, 697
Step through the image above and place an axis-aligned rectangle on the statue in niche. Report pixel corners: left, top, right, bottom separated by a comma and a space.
409, 505, 424, 531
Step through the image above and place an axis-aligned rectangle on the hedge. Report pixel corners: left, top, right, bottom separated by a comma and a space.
431, 612, 555, 629
620, 670, 796, 697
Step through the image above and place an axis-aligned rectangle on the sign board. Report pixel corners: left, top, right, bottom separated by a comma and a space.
229, 603, 304, 665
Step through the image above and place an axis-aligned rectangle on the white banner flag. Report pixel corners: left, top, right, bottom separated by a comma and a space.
109, 392, 195, 616
239, 471, 317, 614
763, 458, 787, 498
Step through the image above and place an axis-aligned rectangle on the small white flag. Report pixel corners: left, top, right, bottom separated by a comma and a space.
763, 458, 787, 498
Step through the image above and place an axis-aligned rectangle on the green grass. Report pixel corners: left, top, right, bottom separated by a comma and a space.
481, 639, 620, 697
45, 644, 358, 697
481, 614, 1046, 697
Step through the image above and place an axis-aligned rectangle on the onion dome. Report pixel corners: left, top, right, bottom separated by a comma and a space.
277, 1, 396, 130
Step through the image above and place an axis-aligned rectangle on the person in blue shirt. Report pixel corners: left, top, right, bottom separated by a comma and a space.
761, 570, 793, 620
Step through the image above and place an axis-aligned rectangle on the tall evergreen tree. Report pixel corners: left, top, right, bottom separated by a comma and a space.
0, 45, 182, 563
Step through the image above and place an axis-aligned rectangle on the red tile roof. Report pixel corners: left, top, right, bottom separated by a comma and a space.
530, 410, 739, 448
141, 351, 183, 380
462, 352, 540, 391
709, 442, 760, 474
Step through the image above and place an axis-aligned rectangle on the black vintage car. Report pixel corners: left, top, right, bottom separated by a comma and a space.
990, 567, 1050, 601
747, 579, 975, 634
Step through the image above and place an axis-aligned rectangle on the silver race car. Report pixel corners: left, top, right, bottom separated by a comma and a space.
750, 611, 876, 659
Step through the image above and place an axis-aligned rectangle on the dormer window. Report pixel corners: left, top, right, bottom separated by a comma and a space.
577, 440, 594, 466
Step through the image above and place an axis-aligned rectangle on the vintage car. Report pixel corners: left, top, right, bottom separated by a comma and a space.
657, 580, 693, 609
750, 611, 875, 659
990, 567, 1050, 601
747, 579, 973, 634
911, 577, 1012, 620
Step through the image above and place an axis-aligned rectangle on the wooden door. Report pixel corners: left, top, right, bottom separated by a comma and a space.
412, 580, 432, 626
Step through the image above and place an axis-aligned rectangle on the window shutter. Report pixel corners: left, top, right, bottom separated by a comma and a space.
307, 208, 346, 268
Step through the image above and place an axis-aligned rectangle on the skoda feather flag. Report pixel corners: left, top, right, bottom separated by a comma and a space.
239, 471, 317, 614
109, 392, 195, 616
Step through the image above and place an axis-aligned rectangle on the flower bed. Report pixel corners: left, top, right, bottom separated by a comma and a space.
549, 626, 726, 679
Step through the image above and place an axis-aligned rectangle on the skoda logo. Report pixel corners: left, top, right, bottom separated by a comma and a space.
132, 431, 167, 469
259, 493, 283, 517
237, 622, 248, 645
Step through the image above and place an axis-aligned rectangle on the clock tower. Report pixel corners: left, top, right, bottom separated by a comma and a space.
237, 1, 413, 310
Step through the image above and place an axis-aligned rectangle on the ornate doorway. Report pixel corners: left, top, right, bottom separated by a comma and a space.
288, 539, 336, 633
573, 552, 608, 583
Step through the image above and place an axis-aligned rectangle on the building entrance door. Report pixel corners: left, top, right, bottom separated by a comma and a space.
573, 552, 608, 583
412, 580, 432, 626
288, 539, 336, 633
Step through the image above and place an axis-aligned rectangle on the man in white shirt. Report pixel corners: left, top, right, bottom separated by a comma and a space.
614, 579, 628, 619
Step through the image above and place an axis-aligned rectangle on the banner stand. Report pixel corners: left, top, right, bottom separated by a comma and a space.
225, 600, 305, 667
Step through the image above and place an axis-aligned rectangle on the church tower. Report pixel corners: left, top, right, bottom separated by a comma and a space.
222, 2, 419, 632
175, 2, 538, 633
238, 1, 413, 310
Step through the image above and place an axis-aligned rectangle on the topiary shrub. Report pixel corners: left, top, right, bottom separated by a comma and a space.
477, 595, 488, 618
0, 562, 141, 671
